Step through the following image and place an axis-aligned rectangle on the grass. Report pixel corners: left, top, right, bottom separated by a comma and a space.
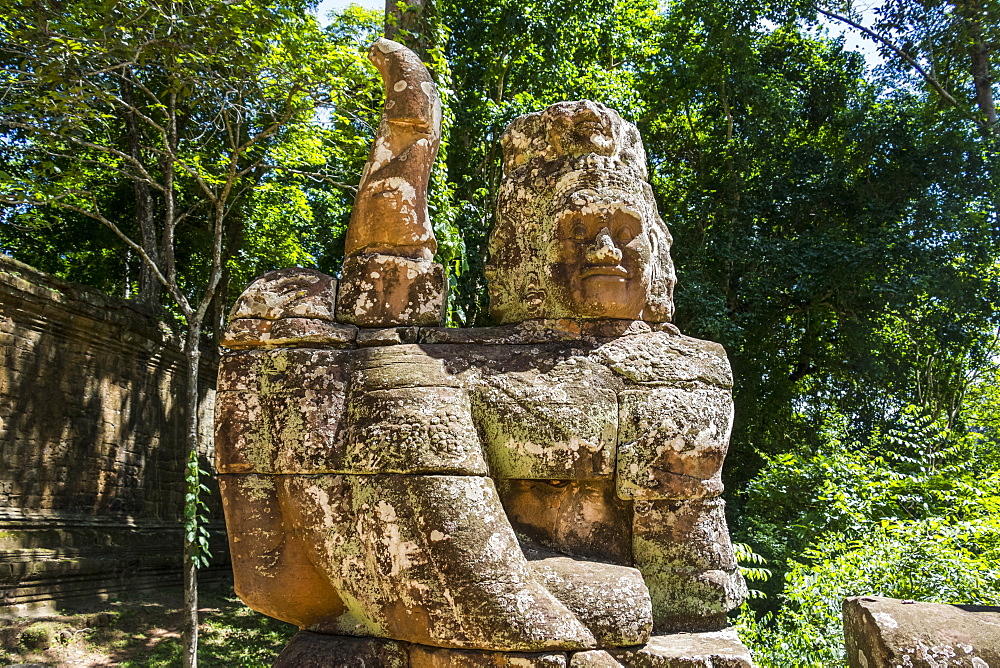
0, 582, 297, 667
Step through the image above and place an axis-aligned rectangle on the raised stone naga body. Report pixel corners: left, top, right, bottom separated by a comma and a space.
216, 39, 753, 667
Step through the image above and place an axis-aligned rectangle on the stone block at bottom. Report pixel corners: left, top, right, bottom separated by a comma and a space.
842, 595, 1000, 668
272, 629, 754, 667
273, 632, 409, 667
409, 645, 569, 667
570, 629, 753, 667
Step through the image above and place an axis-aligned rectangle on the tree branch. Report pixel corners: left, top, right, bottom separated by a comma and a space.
817, 7, 982, 126
1, 192, 192, 314
2, 120, 167, 189
273, 166, 358, 193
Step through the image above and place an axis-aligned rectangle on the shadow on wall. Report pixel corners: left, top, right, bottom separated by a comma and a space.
0, 254, 228, 616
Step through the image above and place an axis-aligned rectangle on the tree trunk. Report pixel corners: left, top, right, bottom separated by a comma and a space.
120, 73, 161, 309
962, 3, 997, 132
181, 325, 202, 668
969, 42, 997, 130
211, 268, 231, 345
385, 0, 431, 59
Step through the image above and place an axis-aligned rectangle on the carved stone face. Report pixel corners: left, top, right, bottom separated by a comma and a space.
549, 188, 654, 319
488, 101, 675, 325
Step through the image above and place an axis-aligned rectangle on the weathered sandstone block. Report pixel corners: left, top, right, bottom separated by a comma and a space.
633, 499, 747, 632
357, 326, 419, 347
229, 267, 337, 321
343, 386, 486, 474
219, 475, 346, 629
472, 384, 618, 480
350, 343, 458, 389
335, 253, 446, 327
843, 596, 1000, 668
617, 387, 734, 500
526, 548, 652, 647
409, 646, 569, 667
221, 267, 358, 349
345, 39, 441, 262
224, 472, 598, 650
216, 330, 747, 645
273, 632, 409, 667
590, 333, 732, 388
222, 317, 358, 349
498, 479, 633, 564
216, 348, 350, 394
214, 388, 347, 474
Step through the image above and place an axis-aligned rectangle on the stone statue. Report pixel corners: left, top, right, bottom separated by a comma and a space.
216, 40, 752, 667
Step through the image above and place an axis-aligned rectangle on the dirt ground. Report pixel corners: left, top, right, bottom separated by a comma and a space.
0, 583, 297, 667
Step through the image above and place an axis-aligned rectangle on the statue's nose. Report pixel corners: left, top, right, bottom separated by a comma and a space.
588, 227, 623, 264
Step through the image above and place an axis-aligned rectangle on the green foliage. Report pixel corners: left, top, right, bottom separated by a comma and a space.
733, 542, 771, 600
115, 596, 297, 667
738, 367, 1000, 665
641, 20, 999, 493
18, 622, 70, 651
738, 515, 1000, 667
745, 398, 1000, 567
0, 0, 381, 320
184, 451, 213, 570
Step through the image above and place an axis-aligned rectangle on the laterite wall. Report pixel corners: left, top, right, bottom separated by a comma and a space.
0, 255, 227, 616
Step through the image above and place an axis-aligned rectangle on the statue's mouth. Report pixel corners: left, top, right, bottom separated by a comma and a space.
581, 265, 629, 278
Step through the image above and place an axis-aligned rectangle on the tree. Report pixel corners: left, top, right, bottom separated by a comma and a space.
0, 1, 371, 663
636, 17, 1000, 481
816, 0, 998, 136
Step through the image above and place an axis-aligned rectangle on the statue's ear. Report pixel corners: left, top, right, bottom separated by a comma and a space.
643, 220, 676, 323
501, 112, 545, 175
524, 271, 545, 317
647, 224, 661, 282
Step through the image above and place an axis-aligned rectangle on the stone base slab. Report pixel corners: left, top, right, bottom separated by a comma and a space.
570, 628, 753, 666
272, 629, 754, 667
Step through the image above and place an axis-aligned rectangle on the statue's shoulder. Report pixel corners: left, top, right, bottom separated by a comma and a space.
590, 330, 732, 389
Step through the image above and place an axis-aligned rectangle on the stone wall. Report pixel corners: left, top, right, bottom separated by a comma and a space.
0, 255, 227, 616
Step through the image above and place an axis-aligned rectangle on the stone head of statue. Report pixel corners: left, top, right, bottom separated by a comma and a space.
487, 101, 675, 324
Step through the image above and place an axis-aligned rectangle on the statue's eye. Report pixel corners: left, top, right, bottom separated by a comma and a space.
617, 227, 635, 243
572, 224, 587, 241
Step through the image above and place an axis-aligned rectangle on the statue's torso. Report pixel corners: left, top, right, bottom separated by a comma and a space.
216, 329, 731, 492
216, 326, 743, 648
